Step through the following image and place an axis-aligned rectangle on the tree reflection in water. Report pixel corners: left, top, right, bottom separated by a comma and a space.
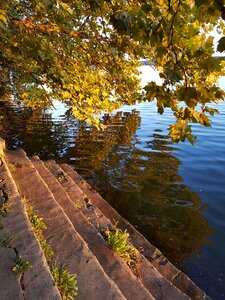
0, 101, 212, 264
87, 130, 212, 263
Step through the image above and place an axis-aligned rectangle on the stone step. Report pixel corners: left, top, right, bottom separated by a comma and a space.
31, 156, 155, 300
45, 160, 189, 300
0, 145, 61, 299
4, 149, 126, 300
61, 163, 208, 300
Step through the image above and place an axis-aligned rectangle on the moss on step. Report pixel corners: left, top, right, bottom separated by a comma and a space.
26, 203, 78, 299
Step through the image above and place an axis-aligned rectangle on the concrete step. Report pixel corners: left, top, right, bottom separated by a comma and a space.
45, 160, 189, 300
61, 163, 208, 300
0, 144, 61, 299
31, 156, 155, 300
4, 149, 126, 300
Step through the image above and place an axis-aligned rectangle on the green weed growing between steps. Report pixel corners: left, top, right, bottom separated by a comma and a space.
0, 202, 9, 229
26, 206, 54, 263
0, 202, 31, 275
0, 172, 32, 277
105, 227, 140, 266
12, 253, 32, 274
26, 204, 78, 299
0, 235, 12, 248
0, 202, 9, 217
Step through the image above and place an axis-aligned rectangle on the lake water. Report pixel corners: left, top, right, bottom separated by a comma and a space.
0, 67, 225, 299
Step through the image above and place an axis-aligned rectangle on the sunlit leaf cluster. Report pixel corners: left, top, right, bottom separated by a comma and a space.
0, 0, 225, 141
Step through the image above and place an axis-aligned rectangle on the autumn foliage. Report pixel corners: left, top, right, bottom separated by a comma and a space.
0, 0, 225, 142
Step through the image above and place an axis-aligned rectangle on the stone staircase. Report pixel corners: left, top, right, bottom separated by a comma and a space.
0, 139, 209, 300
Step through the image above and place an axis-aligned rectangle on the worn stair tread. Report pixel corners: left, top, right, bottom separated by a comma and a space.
61, 163, 207, 300
45, 160, 117, 233
46, 160, 189, 300
0, 154, 61, 300
31, 156, 155, 300
5, 149, 126, 300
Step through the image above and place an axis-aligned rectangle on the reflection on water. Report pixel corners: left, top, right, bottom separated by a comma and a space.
96, 145, 212, 263
0, 99, 223, 298
0, 100, 212, 264
67, 110, 142, 172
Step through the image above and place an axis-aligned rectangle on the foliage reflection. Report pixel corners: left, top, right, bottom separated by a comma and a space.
0, 101, 212, 263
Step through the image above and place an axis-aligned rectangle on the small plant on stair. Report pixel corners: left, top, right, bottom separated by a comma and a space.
7, 162, 17, 172
52, 265, 78, 300
0, 236, 31, 275
75, 201, 84, 209
0, 202, 9, 230
26, 204, 78, 299
0, 202, 9, 217
105, 227, 140, 266
12, 253, 31, 274
56, 171, 67, 181
0, 235, 12, 248
153, 248, 162, 259
27, 206, 47, 231
0, 196, 32, 277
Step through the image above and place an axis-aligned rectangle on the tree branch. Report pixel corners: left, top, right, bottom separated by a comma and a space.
11, 19, 106, 41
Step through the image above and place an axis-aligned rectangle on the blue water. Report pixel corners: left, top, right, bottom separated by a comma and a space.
144, 79, 225, 298
173, 78, 225, 298
0, 70, 225, 299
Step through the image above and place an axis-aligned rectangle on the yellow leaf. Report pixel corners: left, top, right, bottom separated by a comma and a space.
156, 0, 164, 5
0, 10, 7, 27
102, 90, 109, 97
62, 91, 72, 98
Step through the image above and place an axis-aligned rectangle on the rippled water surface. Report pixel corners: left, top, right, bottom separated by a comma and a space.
0, 70, 225, 299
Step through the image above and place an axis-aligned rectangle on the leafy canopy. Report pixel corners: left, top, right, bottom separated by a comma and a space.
1, 0, 225, 142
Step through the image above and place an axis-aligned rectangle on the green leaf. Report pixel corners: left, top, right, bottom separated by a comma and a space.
157, 105, 164, 114
195, 0, 208, 7
217, 36, 225, 52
